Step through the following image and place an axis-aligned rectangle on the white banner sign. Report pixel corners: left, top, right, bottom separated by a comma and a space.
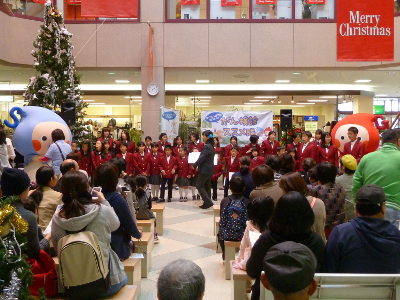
160, 107, 180, 144
201, 110, 274, 146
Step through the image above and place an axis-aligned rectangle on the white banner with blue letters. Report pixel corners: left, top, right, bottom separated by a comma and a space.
160, 107, 180, 144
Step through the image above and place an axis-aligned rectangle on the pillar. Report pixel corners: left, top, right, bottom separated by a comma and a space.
141, 0, 165, 141
353, 95, 374, 114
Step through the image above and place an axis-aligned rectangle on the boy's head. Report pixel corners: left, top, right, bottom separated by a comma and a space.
120, 142, 128, 153
229, 176, 245, 194
268, 131, 276, 140
251, 147, 260, 158
266, 155, 280, 172
348, 127, 358, 142
277, 146, 285, 156
302, 157, 316, 173
164, 145, 172, 155
302, 131, 312, 143
339, 155, 357, 175
250, 135, 259, 145
151, 142, 159, 152
231, 146, 239, 157
179, 146, 187, 157
292, 133, 300, 144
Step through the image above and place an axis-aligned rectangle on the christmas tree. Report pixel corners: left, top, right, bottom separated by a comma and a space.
24, 0, 91, 144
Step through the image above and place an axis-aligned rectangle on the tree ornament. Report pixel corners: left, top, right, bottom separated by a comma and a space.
0, 270, 20, 299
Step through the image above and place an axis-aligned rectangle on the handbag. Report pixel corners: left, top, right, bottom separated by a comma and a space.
27, 249, 58, 297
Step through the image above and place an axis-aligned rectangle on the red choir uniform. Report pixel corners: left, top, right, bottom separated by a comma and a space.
312, 139, 322, 147
172, 145, 184, 158
116, 152, 134, 175
144, 145, 152, 155
149, 152, 162, 176
239, 143, 261, 158
133, 152, 150, 176
317, 145, 339, 167
214, 146, 223, 157
250, 156, 265, 172
78, 151, 93, 177
286, 142, 303, 153
91, 152, 107, 171
97, 137, 114, 148
211, 160, 223, 200
343, 139, 365, 164
189, 141, 204, 153
261, 140, 280, 157
159, 155, 178, 201
297, 142, 318, 172
104, 152, 113, 162
176, 156, 192, 180
224, 144, 241, 159
115, 140, 136, 156
224, 155, 240, 197
157, 141, 171, 155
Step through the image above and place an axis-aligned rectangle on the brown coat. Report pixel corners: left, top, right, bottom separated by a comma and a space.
249, 182, 283, 203
306, 196, 327, 243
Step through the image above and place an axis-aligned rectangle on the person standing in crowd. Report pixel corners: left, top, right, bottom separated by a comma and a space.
301, 158, 316, 185
97, 127, 114, 150
172, 135, 184, 158
116, 142, 134, 176
0, 125, 16, 163
176, 146, 191, 202
115, 130, 135, 156
211, 153, 223, 201
193, 130, 215, 209
1, 168, 50, 259
240, 135, 261, 158
0, 128, 11, 170
213, 137, 223, 157
70, 141, 78, 153
353, 129, 400, 227
288, 148, 299, 171
286, 133, 302, 154
250, 165, 282, 203
297, 131, 317, 175
266, 155, 281, 182
343, 126, 365, 164
91, 140, 106, 172
157, 133, 171, 155
250, 148, 264, 172
144, 136, 152, 155
313, 129, 323, 146
224, 145, 240, 197
149, 143, 162, 202
103, 140, 113, 162
279, 153, 295, 175
277, 146, 286, 156
246, 191, 325, 300
189, 132, 204, 153
317, 131, 339, 167
78, 140, 93, 178
37, 129, 72, 178
94, 164, 142, 260
311, 162, 346, 238
261, 131, 279, 158
159, 145, 177, 203
324, 185, 400, 274
224, 136, 240, 159
232, 156, 255, 199
133, 141, 150, 176
336, 155, 357, 220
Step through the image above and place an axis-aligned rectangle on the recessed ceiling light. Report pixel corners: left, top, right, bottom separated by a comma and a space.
195, 96, 212, 99
354, 79, 371, 83
291, 100, 295, 103
107, 72, 116, 75
244, 102, 262, 105
254, 96, 277, 99
375, 94, 388, 97
297, 102, 315, 105
83, 100, 96, 102
196, 80, 210, 83
307, 100, 329, 102
249, 99, 269, 102
115, 80, 130, 83
275, 80, 290, 83
124, 96, 142, 99
320, 96, 342, 99
292, 72, 301, 75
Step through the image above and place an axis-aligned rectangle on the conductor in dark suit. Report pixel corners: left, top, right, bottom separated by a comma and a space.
193, 130, 215, 209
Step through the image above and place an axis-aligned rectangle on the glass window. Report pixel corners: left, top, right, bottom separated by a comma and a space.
296, 0, 335, 19
338, 102, 353, 112
392, 99, 399, 112
167, 0, 208, 19
1, 0, 45, 18
385, 100, 392, 112
373, 100, 384, 106
210, 0, 249, 19
252, 0, 292, 19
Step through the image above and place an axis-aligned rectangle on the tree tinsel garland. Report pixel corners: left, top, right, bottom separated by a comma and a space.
24, 0, 92, 144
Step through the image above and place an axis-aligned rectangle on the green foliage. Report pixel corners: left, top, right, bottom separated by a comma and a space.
178, 119, 190, 144
129, 128, 143, 144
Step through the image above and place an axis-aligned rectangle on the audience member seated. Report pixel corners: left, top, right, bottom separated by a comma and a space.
246, 191, 325, 300
52, 159, 79, 192
335, 155, 357, 221
266, 155, 281, 181
1, 168, 50, 259
311, 162, 345, 238
307, 167, 318, 190
324, 184, 400, 273
94, 163, 142, 260
260, 242, 318, 300
249, 165, 282, 203
302, 157, 316, 185
218, 176, 249, 261
51, 171, 127, 298
157, 259, 205, 300
66, 152, 89, 179
279, 172, 326, 242
278, 153, 295, 176
29, 166, 62, 231
232, 156, 255, 199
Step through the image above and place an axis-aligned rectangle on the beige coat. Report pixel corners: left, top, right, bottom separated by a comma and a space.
249, 182, 283, 203
307, 195, 327, 243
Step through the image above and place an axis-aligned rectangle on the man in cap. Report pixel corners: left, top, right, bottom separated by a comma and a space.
260, 241, 318, 300
336, 154, 357, 220
325, 184, 400, 273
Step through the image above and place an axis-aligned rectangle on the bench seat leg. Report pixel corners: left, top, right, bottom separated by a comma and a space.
156, 211, 164, 236
225, 246, 236, 280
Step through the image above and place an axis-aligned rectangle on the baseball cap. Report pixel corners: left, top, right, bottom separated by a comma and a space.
263, 241, 317, 294
341, 155, 357, 171
356, 184, 387, 205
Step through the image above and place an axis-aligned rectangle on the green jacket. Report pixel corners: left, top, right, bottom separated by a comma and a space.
353, 143, 400, 211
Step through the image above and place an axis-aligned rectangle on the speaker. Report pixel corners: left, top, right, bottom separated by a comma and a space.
280, 109, 292, 130
61, 102, 76, 126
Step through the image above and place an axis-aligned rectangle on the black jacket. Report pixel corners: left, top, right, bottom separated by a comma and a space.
193, 143, 215, 175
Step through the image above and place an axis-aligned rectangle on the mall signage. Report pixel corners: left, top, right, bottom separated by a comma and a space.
256, 0, 276, 4
306, 0, 325, 4
221, 0, 243, 6
337, 0, 394, 61
81, 0, 138, 18
304, 116, 319, 121
181, 0, 201, 5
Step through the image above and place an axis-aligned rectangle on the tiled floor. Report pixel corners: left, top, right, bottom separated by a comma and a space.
139, 186, 232, 300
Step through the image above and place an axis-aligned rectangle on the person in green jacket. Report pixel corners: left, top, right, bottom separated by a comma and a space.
352, 129, 400, 228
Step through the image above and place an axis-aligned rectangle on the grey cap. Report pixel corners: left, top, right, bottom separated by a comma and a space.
356, 184, 386, 205
263, 241, 317, 294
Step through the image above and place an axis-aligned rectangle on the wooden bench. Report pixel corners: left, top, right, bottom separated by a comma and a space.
225, 241, 241, 280
136, 219, 155, 235
152, 204, 165, 236
132, 232, 153, 278
213, 205, 220, 235
260, 273, 400, 300
46, 285, 138, 300
230, 261, 253, 300
215, 217, 221, 253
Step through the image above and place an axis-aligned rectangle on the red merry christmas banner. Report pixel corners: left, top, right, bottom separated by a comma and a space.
256, 0, 276, 4
181, 0, 201, 5
307, 0, 325, 4
221, 0, 242, 6
337, 0, 394, 61
81, 0, 138, 18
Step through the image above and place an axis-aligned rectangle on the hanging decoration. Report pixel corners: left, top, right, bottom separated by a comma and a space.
181, 0, 201, 4
306, 0, 325, 3
221, 0, 242, 6
256, 0, 276, 4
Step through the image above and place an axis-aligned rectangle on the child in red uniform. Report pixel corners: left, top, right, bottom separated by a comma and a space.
116, 142, 134, 176
97, 127, 114, 150
214, 137, 223, 157
103, 140, 113, 162
288, 148, 299, 171
78, 140, 93, 177
157, 133, 171, 155
224, 145, 240, 197
149, 142, 162, 202
144, 136, 152, 155
277, 146, 286, 156
176, 146, 191, 202
172, 135, 184, 158
212, 153, 223, 201
133, 141, 150, 176
159, 145, 177, 202
116, 130, 136, 156
250, 148, 265, 172
224, 136, 240, 159
189, 132, 204, 153
91, 140, 107, 171
240, 135, 261, 158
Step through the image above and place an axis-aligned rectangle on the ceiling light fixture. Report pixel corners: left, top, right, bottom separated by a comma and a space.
292, 72, 301, 75
277, 99, 282, 104
297, 102, 315, 105
320, 96, 342, 99
195, 96, 212, 99
131, 100, 142, 102
107, 72, 116, 75
270, 100, 274, 103
244, 102, 262, 105
83, 100, 96, 102
307, 100, 329, 102
254, 96, 277, 99
124, 96, 142, 99
249, 99, 269, 102
115, 80, 130, 83
195, 80, 210, 83
275, 80, 290, 83
375, 94, 388, 97
90, 103, 106, 105
354, 79, 371, 83
291, 96, 295, 104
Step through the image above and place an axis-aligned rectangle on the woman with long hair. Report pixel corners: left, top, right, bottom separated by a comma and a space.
116, 130, 135, 156
51, 171, 127, 298
29, 166, 62, 231
317, 131, 339, 167
97, 127, 114, 149
172, 135, 184, 158
246, 191, 325, 300
78, 140, 93, 177
232, 156, 255, 199
91, 140, 106, 171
